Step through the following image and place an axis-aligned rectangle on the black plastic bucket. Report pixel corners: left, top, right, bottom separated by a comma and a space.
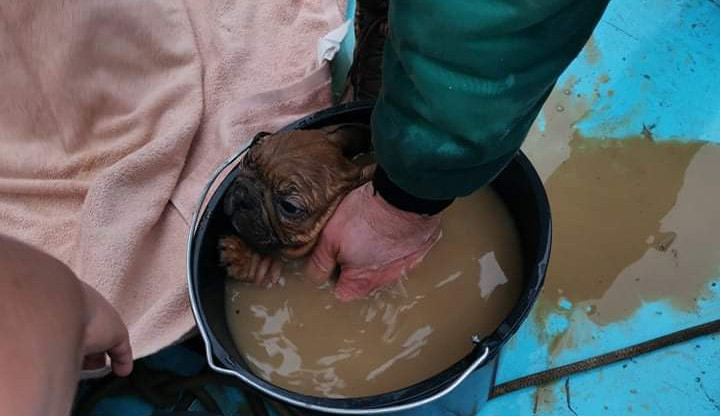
186, 102, 551, 415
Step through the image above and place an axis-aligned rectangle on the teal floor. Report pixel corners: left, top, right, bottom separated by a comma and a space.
482, 1, 720, 414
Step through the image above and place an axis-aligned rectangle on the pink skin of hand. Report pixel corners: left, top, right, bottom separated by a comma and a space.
305, 182, 442, 301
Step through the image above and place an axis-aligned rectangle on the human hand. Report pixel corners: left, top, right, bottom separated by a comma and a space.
304, 182, 442, 301
79, 282, 133, 377
0, 235, 133, 416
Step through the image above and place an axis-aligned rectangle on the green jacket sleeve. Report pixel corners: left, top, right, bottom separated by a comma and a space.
372, 0, 610, 200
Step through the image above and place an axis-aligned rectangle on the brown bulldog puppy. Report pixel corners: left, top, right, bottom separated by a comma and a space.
219, 124, 374, 286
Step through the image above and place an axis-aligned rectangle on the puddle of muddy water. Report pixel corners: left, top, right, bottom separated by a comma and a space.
524, 79, 720, 330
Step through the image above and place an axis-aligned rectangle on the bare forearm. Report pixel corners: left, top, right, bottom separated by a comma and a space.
0, 236, 86, 416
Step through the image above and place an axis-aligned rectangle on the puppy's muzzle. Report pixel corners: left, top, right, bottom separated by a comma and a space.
224, 181, 254, 215
224, 179, 281, 254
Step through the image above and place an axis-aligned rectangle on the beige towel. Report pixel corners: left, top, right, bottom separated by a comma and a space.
0, 0, 344, 357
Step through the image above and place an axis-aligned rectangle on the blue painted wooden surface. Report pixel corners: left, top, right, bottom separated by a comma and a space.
479, 1, 720, 415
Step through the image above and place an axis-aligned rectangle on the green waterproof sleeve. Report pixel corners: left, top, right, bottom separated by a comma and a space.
372, 0, 610, 199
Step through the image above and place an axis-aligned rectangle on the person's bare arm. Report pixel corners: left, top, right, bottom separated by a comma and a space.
0, 236, 132, 416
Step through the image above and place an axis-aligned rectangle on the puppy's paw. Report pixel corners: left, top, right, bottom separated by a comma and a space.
219, 236, 254, 282
219, 236, 286, 287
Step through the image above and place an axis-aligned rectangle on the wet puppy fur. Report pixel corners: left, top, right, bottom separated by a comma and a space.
219, 124, 374, 284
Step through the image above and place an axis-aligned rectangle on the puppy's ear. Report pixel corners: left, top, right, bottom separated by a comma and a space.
358, 162, 377, 183
321, 123, 372, 159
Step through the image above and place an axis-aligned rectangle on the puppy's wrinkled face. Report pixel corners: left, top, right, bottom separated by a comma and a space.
223, 124, 373, 258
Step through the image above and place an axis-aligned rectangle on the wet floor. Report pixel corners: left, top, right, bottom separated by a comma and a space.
523, 78, 720, 338
484, 4, 720, 411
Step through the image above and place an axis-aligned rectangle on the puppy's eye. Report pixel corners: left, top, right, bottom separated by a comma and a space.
278, 199, 304, 217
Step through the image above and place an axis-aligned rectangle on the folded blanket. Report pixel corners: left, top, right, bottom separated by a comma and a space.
0, 0, 344, 357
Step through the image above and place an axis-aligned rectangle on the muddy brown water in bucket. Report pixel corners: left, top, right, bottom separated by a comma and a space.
224, 188, 523, 398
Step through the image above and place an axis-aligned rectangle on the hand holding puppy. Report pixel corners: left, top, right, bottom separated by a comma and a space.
304, 182, 442, 301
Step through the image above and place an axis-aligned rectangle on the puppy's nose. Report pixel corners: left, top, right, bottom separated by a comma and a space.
224, 181, 254, 216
